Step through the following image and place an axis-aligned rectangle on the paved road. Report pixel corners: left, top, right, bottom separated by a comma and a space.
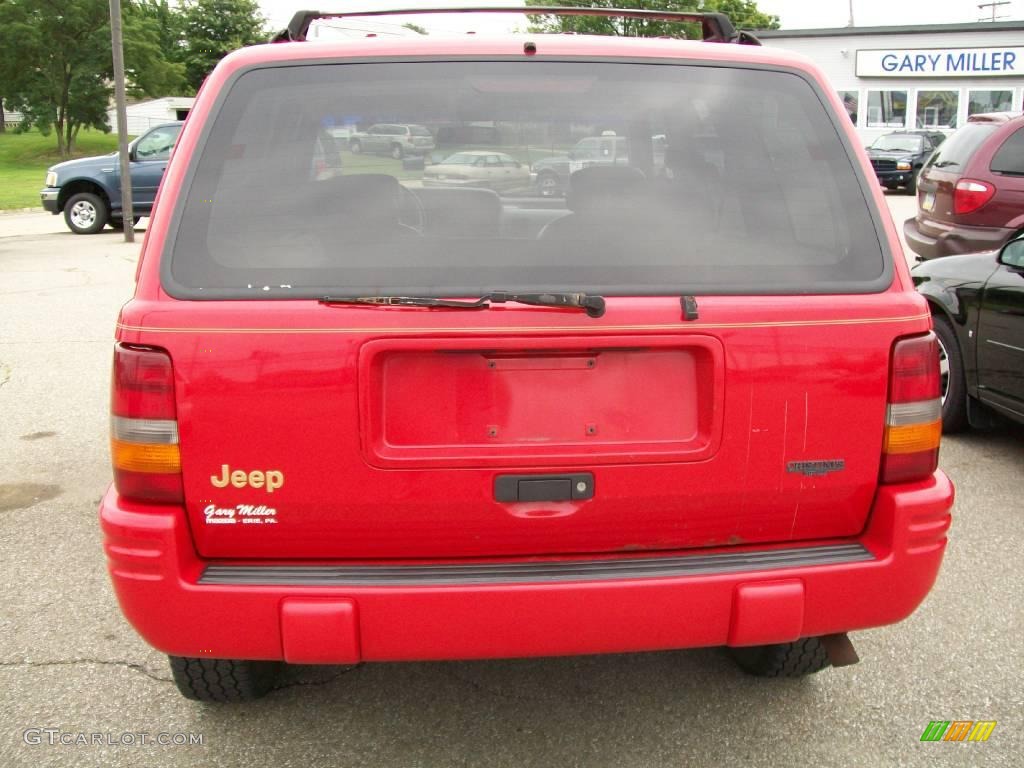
0, 205, 1020, 768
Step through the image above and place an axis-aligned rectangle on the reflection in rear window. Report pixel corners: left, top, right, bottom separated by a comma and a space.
164, 61, 886, 299
925, 123, 996, 172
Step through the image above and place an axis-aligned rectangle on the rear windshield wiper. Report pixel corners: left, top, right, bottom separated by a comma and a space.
320, 291, 606, 318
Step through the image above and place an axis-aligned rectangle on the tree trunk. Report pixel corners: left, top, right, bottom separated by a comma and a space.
57, 65, 72, 158
0, 98, 6, 134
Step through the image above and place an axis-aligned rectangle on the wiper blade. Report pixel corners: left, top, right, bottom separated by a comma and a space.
320, 291, 606, 318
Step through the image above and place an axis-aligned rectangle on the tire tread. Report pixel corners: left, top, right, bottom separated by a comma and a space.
731, 637, 831, 678
169, 656, 280, 702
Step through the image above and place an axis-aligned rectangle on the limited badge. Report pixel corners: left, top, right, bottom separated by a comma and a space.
787, 460, 845, 477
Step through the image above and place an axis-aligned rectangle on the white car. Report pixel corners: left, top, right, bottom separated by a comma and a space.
348, 124, 435, 158
423, 151, 531, 191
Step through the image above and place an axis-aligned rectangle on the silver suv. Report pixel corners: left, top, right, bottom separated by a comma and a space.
348, 124, 435, 159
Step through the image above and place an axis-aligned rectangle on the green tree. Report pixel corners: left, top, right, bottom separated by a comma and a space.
524, 0, 778, 38
179, 0, 267, 92
0, 0, 184, 157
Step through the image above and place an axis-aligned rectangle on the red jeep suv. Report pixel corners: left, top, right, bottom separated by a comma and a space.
100, 7, 954, 701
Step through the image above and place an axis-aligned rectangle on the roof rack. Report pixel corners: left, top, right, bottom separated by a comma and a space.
271, 6, 761, 46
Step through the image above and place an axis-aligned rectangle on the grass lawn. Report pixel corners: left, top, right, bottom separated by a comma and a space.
0, 129, 121, 210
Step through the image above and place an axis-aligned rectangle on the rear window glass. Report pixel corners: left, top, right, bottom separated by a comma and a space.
164, 61, 886, 299
990, 127, 1024, 175
925, 122, 996, 172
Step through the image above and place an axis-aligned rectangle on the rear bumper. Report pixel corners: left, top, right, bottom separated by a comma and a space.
100, 472, 953, 664
904, 215, 1014, 260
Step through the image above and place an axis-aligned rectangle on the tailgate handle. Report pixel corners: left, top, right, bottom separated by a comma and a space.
494, 473, 594, 502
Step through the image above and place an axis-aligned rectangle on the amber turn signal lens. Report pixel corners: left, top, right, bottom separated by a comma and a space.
110, 438, 181, 474
882, 420, 942, 455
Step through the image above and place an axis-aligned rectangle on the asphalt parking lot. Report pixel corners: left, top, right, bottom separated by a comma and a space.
0, 197, 1021, 768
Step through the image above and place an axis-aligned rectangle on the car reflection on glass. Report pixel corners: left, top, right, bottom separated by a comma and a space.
422, 151, 531, 191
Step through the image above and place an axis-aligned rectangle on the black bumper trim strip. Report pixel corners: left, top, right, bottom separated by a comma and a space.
198, 543, 873, 586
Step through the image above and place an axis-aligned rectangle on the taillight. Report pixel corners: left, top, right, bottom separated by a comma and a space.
110, 344, 183, 503
880, 333, 942, 484
953, 179, 996, 215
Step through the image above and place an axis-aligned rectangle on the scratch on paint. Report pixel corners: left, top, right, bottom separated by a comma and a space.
802, 391, 809, 451
739, 387, 755, 516
789, 500, 801, 539
780, 400, 789, 492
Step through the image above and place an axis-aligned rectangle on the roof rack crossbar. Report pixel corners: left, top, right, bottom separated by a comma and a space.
272, 6, 760, 46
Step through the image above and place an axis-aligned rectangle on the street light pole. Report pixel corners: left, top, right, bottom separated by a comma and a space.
109, 0, 134, 243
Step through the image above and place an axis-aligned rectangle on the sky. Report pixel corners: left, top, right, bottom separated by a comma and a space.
258, 0, 1024, 36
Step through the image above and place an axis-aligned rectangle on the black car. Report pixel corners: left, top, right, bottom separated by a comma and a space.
913, 236, 1024, 431
866, 131, 943, 194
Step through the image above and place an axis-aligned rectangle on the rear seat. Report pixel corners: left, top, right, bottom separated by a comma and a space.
413, 187, 502, 238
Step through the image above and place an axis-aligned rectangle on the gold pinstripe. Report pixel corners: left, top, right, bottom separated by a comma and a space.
116, 314, 929, 335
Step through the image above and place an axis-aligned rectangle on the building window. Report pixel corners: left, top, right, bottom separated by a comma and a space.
866, 90, 907, 128
838, 91, 858, 125
916, 91, 959, 129
968, 90, 1013, 116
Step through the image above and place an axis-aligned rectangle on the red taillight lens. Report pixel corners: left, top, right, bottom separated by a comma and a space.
110, 344, 182, 503
880, 333, 942, 485
888, 334, 941, 403
112, 345, 177, 419
953, 178, 996, 215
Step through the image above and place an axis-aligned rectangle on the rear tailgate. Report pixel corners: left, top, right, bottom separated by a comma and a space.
122, 294, 922, 560
133, 50, 912, 561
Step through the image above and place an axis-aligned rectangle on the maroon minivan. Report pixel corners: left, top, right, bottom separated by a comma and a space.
905, 112, 1024, 260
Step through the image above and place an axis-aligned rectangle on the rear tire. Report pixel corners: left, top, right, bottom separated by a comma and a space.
169, 656, 282, 702
730, 637, 831, 678
64, 192, 108, 234
109, 216, 140, 231
933, 315, 969, 433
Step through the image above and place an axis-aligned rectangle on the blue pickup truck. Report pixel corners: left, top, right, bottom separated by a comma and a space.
40, 122, 183, 234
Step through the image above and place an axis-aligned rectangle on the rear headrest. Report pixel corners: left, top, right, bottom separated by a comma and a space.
307, 173, 402, 221
566, 165, 647, 213
413, 187, 501, 237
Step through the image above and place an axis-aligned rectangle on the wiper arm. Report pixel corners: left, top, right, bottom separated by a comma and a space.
320, 291, 606, 318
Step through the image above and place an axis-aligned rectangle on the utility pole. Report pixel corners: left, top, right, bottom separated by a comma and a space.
847, 0, 855, 27
109, 0, 135, 243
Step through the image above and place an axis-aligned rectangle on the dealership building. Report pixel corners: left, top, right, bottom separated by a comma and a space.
757, 21, 1024, 142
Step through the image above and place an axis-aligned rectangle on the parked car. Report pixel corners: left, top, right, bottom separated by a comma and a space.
904, 112, 1024, 260
101, 6, 953, 702
865, 131, 942, 194
907, 129, 948, 148
40, 122, 183, 234
348, 123, 435, 158
531, 135, 630, 196
531, 134, 668, 196
423, 151, 531, 191
913, 236, 1024, 431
